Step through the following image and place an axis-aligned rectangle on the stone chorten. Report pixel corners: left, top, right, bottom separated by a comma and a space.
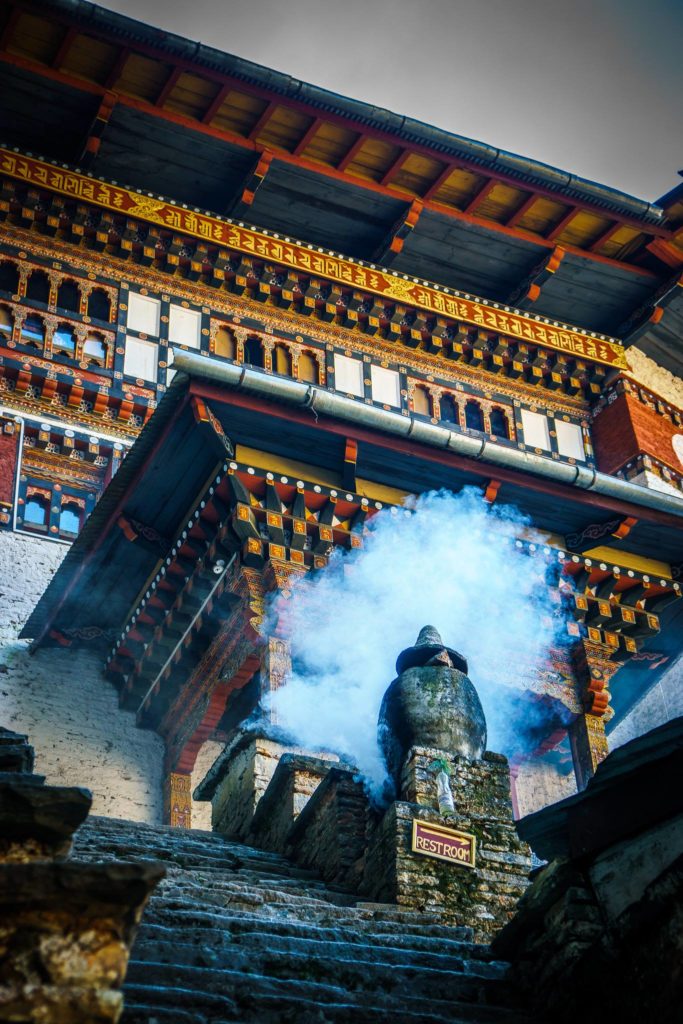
378, 625, 487, 792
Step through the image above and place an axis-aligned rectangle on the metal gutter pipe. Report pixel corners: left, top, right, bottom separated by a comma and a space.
169, 350, 683, 521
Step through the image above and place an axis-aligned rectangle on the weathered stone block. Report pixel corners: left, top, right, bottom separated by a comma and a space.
0, 778, 92, 862
0, 861, 164, 1023
362, 746, 532, 941
248, 752, 335, 854
287, 766, 369, 890
194, 729, 338, 840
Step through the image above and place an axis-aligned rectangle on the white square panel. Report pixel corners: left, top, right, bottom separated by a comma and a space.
333, 354, 364, 397
370, 364, 401, 407
127, 292, 160, 336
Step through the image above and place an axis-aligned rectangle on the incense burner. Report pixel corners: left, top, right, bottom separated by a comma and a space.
378, 626, 487, 790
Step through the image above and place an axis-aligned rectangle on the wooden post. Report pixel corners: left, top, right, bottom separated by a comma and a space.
164, 771, 192, 828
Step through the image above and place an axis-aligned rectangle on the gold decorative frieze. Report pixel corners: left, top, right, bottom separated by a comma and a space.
0, 148, 628, 370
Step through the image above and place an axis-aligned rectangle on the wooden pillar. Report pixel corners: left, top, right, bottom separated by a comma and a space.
570, 639, 621, 790
569, 713, 609, 792
163, 771, 192, 828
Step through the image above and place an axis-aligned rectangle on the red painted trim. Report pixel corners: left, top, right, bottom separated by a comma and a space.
421, 163, 456, 203
463, 178, 497, 215
590, 220, 621, 253
104, 46, 130, 90
155, 66, 183, 108
0, 49, 661, 282
293, 116, 323, 157
380, 148, 410, 187
201, 82, 230, 124
52, 24, 77, 68
248, 100, 278, 141
336, 133, 367, 173
187, 380, 683, 529
546, 205, 579, 242
505, 193, 537, 228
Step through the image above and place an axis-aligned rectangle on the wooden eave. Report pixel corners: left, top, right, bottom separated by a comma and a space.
0, 0, 674, 289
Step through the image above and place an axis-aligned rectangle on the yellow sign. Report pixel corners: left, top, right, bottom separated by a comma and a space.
411, 818, 476, 868
0, 148, 627, 370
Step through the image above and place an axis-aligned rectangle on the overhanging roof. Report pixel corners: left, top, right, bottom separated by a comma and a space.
2, 0, 682, 374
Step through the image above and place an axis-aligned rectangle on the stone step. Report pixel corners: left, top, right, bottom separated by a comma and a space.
134, 917, 490, 963
123, 967, 524, 1023
138, 905, 481, 951
131, 935, 508, 987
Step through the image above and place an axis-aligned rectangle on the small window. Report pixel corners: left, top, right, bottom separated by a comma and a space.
490, 408, 509, 439
23, 494, 48, 530
88, 288, 111, 322
0, 261, 19, 294
333, 354, 364, 397
465, 401, 484, 431
25, 269, 50, 304
298, 351, 318, 384
169, 303, 201, 348
555, 419, 585, 460
214, 326, 235, 360
127, 292, 160, 335
273, 344, 292, 376
58, 502, 82, 536
521, 409, 551, 451
52, 323, 76, 357
20, 314, 45, 348
83, 332, 107, 367
243, 336, 264, 368
370, 365, 401, 407
124, 335, 158, 381
56, 279, 80, 313
440, 394, 458, 424
0, 305, 13, 337
412, 386, 431, 417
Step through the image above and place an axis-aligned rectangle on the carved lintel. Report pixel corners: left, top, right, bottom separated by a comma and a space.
566, 515, 638, 553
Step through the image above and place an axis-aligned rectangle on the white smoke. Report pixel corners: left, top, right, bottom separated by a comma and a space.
266, 487, 567, 795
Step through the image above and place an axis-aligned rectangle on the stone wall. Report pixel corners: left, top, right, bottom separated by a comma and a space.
0, 530, 164, 823
513, 760, 577, 818
627, 347, 683, 408
190, 740, 224, 830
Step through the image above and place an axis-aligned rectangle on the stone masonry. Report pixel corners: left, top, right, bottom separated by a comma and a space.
0, 531, 165, 824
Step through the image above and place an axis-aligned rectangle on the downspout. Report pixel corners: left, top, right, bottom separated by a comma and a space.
168, 349, 683, 521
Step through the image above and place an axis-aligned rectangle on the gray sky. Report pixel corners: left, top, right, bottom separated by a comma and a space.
100, 0, 682, 202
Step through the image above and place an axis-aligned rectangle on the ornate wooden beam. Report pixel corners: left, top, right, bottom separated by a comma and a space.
236, 149, 273, 208
618, 270, 683, 348
505, 246, 566, 308
565, 515, 639, 554
373, 198, 424, 264
78, 91, 117, 170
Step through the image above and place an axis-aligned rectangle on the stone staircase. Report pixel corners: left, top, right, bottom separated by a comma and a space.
71, 816, 533, 1024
